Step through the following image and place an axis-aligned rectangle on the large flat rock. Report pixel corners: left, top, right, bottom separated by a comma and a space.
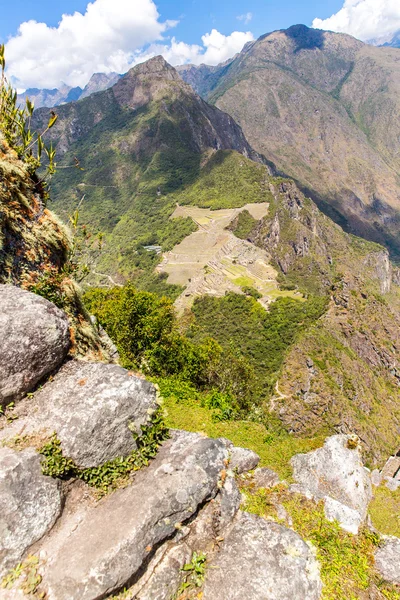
0, 447, 62, 577
37, 430, 227, 600
291, 435, 372, 534
0, 285, 70, 406
202, 511, 322, 600
375, 537, 400, 585
0, 360, 158, 468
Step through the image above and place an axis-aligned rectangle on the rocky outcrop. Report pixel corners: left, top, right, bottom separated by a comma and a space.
36, 431, 227, 600
0, 285, 70, 407
227, 442, 260, 473
291, 435, 372, 534
0, 360, 159, 468
375, 537, 400, 585
252, 467, 280, 489
202, 511, 322, 600
0, 447, 62, 577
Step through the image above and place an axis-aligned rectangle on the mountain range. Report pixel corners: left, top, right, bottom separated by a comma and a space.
30, 44, 400, 463
18, 71, 121, 108
178, 24, 400, 259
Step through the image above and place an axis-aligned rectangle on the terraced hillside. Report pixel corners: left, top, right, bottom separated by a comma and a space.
158, 203, 301, 313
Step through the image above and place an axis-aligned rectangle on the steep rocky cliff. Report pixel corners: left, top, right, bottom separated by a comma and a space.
247, 179, 400, 464
179, 25, 400, 260
0, 133, 105, 359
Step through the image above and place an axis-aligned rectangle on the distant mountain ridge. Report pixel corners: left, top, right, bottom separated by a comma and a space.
18, 72, 121, 108
178, 24, 400, 260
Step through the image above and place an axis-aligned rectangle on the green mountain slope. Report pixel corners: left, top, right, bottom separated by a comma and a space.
179, 25, 400, 260
32, 57, 267, 289
31, 53, 400, 464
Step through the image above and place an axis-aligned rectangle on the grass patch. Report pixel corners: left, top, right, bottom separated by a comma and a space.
242, 486, 400, 600
369, 485, 400, 537
160, 378, 324, 479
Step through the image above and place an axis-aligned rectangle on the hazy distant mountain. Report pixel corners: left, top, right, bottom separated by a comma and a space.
179, 24, 400, 259
18, 72, 121, 108
368, 30, 400, 48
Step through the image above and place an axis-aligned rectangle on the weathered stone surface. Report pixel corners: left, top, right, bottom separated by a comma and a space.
0, 360, 158, 469
253, 467, 280, 489
38, 430, 227, 600
202, 511, 322, 600
219, 473, 242, 530
371, 469, 383, 487
131, 542, 192, 600
385, 477, 400, 492
0, 447, 62, 577
291, 435, 372, 533
324, 497, 364, 535
0, 285, 70, 406
375, 537, 400, 584
229, 446, 260, 474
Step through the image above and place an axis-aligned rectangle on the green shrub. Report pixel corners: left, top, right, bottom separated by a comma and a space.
40, 409, 169, 494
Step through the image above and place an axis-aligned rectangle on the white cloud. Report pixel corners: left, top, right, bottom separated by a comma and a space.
142, 29, 253, 67
136, 29, 253, 69
237, 12, 253, 25
5, 0, 254, 89
313, 0, 400, 43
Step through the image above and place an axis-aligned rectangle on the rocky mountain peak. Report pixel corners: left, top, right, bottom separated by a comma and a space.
112, 55, 191, 110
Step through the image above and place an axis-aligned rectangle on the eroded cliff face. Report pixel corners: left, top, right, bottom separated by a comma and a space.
249, 179, 400, 464
0, 134, 105, 359
181, 25, 400, 259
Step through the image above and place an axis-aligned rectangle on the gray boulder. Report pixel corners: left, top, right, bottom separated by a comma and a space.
0, 360, 159, 469
375, 537, 400, 584
130, 542, 192, 600
229, 446, 260, 473
0, 285, 70, 406
219, 472, 242, 530
253, 467, 280, 489
37, 430, 228, 600
202, 511, 322, 600
291, 435, 372, 534
0, 447, 62, 577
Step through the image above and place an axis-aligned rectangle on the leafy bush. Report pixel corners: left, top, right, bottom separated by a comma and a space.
85, 285, 257, 413
230, 209, 258, 239
241, 285, 262, 299
191, 292, 327, 396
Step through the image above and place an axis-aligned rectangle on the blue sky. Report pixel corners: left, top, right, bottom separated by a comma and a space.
0, 0, 344, 43
2, 0, 399, 90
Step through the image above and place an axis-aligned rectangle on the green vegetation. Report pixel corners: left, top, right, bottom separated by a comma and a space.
1, 555, 42, 597
230, 208, 258, 239
189, 292, 327, 395
369, 485, 400, 537
162, 383, 325, 479
241, 285, 262, 299
0, 45, 57, 187
243, 485, 400, 600
84, 285, 257, 414
175, 552, 207, 598
171, 150, 272, 209
40, 409, 169, 494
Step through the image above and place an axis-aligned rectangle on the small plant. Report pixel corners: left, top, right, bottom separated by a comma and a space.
0, 402, 18, 423
0, 45, 58, 190
175, 552, 207, 597
1, 555, 43, 597
40, 409, 169, 494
